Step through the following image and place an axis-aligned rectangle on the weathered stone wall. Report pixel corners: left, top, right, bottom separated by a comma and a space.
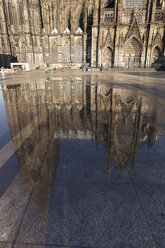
0, 0, 165, 68
0, 0, 43, 68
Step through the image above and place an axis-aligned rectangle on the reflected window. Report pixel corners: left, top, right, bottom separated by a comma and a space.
75, 81, 83, 104
64, 81, 72, 104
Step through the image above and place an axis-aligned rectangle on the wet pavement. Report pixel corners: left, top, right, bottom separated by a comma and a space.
0, 72, 165, 248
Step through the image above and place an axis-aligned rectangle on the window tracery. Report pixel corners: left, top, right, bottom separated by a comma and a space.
125, 0, 143, 9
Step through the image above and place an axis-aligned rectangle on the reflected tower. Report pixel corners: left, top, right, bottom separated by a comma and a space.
2, 78, 158, 221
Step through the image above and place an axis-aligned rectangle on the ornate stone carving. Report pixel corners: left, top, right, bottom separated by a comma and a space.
124, 15, 142, 45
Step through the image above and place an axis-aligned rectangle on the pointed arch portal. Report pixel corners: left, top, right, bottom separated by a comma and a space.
152, 46, 162, 63
151, 46, 163, 69
123, 37, 141, 68
102, 46, 113, 69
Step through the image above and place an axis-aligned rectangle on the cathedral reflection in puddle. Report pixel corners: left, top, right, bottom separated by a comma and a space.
0, 78, 165, 248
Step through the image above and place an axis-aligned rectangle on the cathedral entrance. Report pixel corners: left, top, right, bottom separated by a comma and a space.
151, 46, 163, 69
102, 46, 112, 69
123, 38, 141, 68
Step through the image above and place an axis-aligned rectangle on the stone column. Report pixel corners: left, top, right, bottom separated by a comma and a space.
91, 26, 98, 67
83, 5, 87, 63
91, 0, 99, 67
113, 0, 123, 68
70, 34, 75, 63
91, 82, 96, 112
145, 0, 156, 67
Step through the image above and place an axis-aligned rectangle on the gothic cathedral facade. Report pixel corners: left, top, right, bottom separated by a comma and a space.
0, 0, 165, 69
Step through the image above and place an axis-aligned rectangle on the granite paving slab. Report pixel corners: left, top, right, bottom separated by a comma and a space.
0, 175, 30, 242
46, 181, 83, 247
11, 197, 47, 245
0, 154, 18, 198
128, 156, 165, 184
135, 184, 165, 248
81, 183, 157, 248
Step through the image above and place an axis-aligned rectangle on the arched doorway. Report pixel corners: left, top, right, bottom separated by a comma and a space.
152, 46, 162, 63
123, 37, 141, 68
102, 46, 113, 69
151, 46, 162, 69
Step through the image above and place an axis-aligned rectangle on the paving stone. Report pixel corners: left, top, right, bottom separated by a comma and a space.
14, 181, 83, 247
12, 195, 50, 245
0, 154, 18, 198
135, 184, 165, 248
128, 157, 165, 185
1, 74, 165, 248
0, 242, 12, 248
0, 175, 30, 242
56, 141, 129, 184
46, 182, 83, 247
81, 183, 157, 248
55, 140, 89, 183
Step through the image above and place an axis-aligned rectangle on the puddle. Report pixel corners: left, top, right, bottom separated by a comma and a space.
0, 77, 165, 247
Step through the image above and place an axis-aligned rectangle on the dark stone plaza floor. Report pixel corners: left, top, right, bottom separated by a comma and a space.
0, 70, 165, 248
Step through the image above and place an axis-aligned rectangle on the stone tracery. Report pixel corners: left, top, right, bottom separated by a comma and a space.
0, 0, 164, 69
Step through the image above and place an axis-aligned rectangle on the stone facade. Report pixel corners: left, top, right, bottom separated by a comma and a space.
0, 0, 165, 68
0, 0, 43, 68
